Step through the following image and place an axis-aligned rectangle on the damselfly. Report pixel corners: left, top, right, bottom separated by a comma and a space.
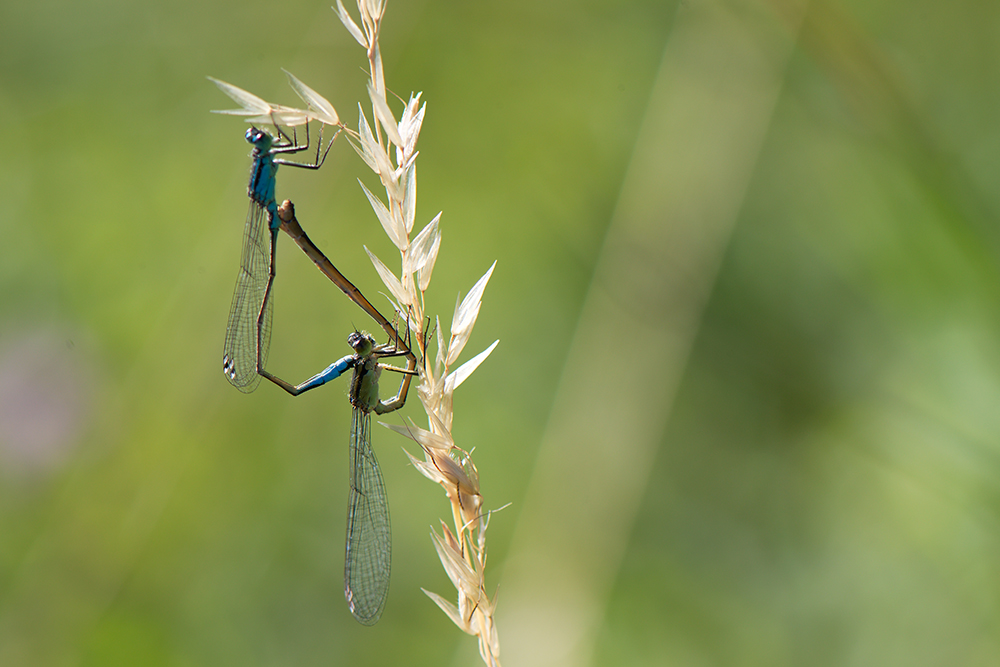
210, 77, 339, 392
261, 330, 417, 625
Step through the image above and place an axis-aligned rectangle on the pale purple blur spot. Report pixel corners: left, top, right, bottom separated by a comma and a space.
0, 329, 92, 474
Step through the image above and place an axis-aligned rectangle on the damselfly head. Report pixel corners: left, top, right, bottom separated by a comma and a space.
348, 331, 374, 356
245, 127, 271, 149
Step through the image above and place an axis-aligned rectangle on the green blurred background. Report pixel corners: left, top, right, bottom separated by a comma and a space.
2, 0, 999, 665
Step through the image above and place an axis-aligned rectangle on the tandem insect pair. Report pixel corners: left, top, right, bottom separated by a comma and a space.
212, 77, 417, 626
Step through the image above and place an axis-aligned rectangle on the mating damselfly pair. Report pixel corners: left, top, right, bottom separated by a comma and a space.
211, 76, 417, 625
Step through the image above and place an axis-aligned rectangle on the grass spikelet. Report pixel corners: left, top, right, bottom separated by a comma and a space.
337, 2, 502, 663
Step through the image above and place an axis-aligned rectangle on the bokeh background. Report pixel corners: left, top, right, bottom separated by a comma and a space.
2, 0, 999, 665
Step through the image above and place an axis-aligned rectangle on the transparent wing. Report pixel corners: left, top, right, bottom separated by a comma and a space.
344, 408, 392, 625
222, 201, 274, 392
